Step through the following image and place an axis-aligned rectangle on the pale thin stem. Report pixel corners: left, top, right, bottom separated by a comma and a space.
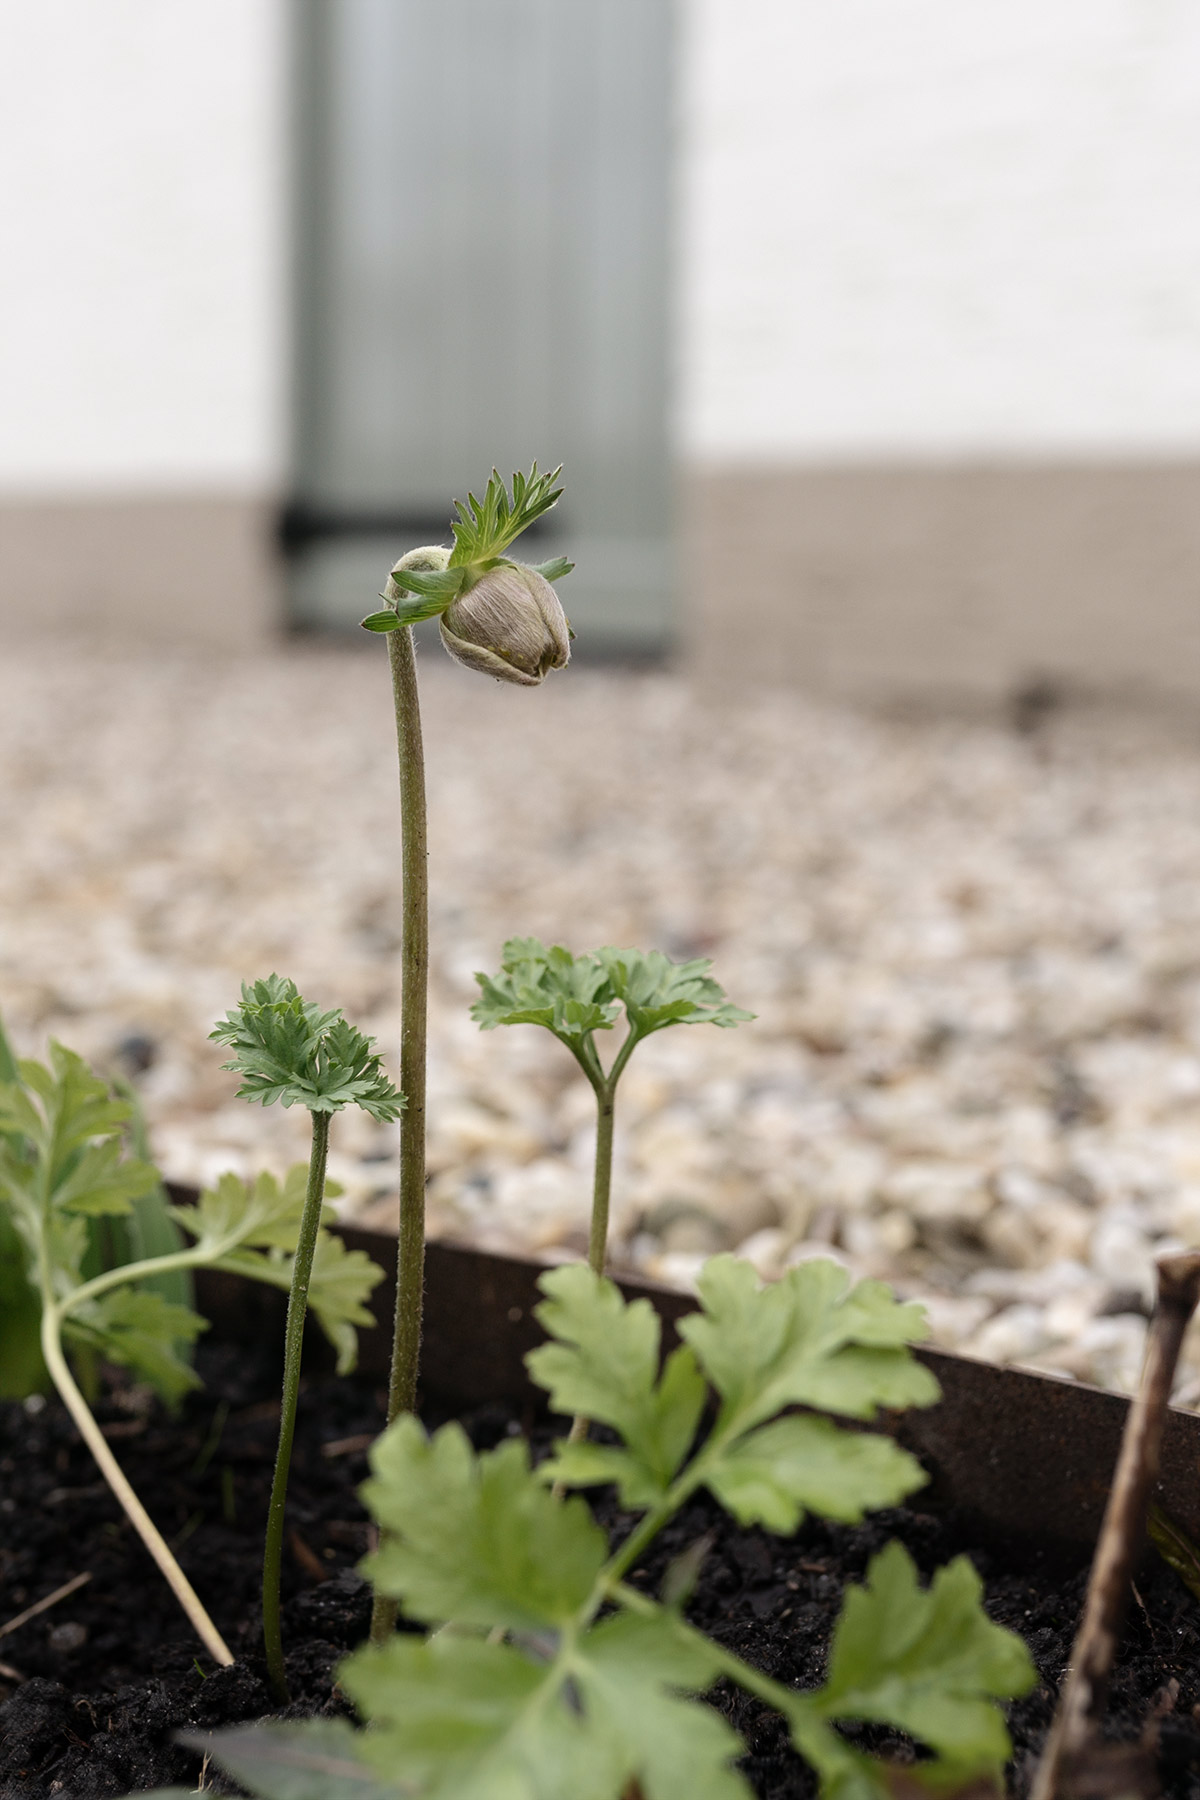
67, 1246, 212, 1313
372, 621, 429, 1646
38, 1304, 233, 1667
262, 1108, 331, 1703
1032, 1251, 1200, 1800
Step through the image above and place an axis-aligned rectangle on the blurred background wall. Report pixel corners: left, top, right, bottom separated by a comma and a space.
2, 1, 1199, 704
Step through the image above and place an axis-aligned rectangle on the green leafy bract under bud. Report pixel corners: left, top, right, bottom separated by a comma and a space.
210, 975, 404, 1122
361, 470, 576, 684
440, 562, 570, 686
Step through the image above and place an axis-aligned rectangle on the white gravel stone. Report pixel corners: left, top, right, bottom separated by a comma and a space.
7, 640, 1200, 1395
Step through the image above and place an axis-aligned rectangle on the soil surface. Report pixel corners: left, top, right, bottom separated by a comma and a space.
4, 1352, 1200, 1799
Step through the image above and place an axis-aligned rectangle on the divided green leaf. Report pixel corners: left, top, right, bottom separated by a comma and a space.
680, 1256, 939, 1438
594, 947, 755, 1036
471, 939, 620, 1060
340, 1608, 747, 1800
361, 1414, 607, 1632
471, 938, 752, 1083
211, 975, 404, 1120
530, 1260, 932, 1534
530, 1263, 705, 1507
0, 1039, 188, 1402
171, 1166, 383, 1374
65, 1287, 206, 1405
785, 1542, 1036, 1798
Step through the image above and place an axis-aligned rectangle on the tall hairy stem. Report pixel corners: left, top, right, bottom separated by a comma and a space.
261, 1109, 331, 1702
372, 622, 429, 1646
38, 1290, 233, 1668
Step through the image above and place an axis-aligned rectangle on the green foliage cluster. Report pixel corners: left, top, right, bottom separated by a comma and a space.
473, 937, 753, 1087
211, 975, 404, 1121
0, 1036, 383, 1393
166, 1260, 1034, 1800
360, 466, 574, 633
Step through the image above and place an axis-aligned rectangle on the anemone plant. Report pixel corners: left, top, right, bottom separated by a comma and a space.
360, 466, 574, 1646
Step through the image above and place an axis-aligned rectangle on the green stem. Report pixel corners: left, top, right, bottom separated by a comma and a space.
38, 1288, 233, 1666
587, 1082, 615, 1276
262, 1108, 331, 1703
372, 620, 429, 1646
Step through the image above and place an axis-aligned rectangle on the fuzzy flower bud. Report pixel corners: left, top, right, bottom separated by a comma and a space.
439, 563, 570, 686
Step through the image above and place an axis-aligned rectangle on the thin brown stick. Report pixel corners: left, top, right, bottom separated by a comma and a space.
0, 1571, 92, 1641
1031, 1251, 1200, 1800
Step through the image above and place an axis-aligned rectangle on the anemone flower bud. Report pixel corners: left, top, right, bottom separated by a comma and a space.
439, 563, 570, 686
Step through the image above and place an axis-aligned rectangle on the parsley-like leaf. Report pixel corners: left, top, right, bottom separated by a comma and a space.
530, 1263, 706, 1508
680, 1256, 938, 1438
66, 1288, 205, 1406
361, 1415, 607, 1632
785, 1542, 1036, 1798
210, 976, 404, 1121
704, 1414, 926, 1533
471, 939, 620, 1060
594, 947, 755, 1035
338, 1600, 748, 1800
171, 1168, 382, 1374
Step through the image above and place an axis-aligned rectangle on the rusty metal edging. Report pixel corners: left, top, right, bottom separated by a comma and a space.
193, 1219, 1200, 1563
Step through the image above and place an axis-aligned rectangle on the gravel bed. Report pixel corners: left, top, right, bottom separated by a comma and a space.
4, 639, 1200, 1399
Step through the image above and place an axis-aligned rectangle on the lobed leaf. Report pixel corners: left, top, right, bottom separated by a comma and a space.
530, 1263, 705, 1507
211, 977, 404, 1121
169, 1166, 324, 1254
680, 1256, 938, 1439
594, 948, 754, 1036
66, 1288, 206, 1406
471, 939, 751, 1075
339, 1610, 748, 1800
0, 1043, 172, 1397
471, 939, 619, 1059
171, 1166, 381, 1373
217, 1226, 383, 1375
704, 1414, 927, 1533
361, 1415, 608, 1633
784, 1543, 1035, 1798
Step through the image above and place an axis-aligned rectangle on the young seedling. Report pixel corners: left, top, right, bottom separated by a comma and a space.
211, 975, 403, 1699
472, 939, 753, 1275
0, 1040, 383, 1669
360, 466, 573, 1646
171, 1256, 1035, 1800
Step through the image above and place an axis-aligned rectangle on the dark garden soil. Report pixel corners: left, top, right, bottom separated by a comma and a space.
4, 1349, 1200, 1800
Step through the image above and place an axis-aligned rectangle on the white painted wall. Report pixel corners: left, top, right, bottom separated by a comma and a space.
0, 0, 285, 492
680, 0, 1200, 460
2, 0, 1199, 489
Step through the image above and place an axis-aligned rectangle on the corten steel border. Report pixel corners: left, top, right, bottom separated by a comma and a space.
191, 1215, 1200, 1564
